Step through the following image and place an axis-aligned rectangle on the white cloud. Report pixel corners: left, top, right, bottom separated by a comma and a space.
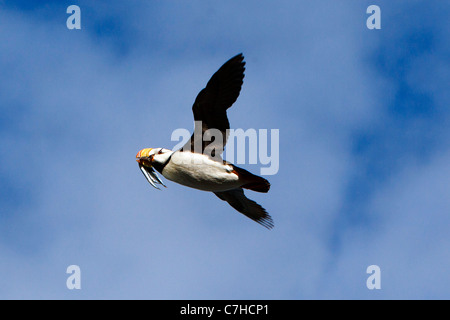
1, 1, 448, 299
321, 146, 450, 299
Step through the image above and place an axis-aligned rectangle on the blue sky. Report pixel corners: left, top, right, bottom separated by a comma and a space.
0, 1, 449, 299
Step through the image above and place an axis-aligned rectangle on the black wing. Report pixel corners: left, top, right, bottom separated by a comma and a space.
181, 54, 245, 157
214, 188, 274, 229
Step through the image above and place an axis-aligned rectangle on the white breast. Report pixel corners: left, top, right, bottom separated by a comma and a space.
161, 151, 241, 192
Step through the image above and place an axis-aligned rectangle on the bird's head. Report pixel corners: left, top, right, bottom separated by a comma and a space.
136, 148, 173, 166
136, 148, 171, 189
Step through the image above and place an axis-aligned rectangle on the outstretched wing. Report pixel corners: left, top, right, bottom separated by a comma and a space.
182, 54, 245, 156
214, 188, 274, 229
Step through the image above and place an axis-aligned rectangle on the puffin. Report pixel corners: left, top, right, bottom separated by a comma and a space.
136, 54, 273, 229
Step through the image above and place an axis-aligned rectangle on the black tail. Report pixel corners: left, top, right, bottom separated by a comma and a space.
232, 165, 271, 193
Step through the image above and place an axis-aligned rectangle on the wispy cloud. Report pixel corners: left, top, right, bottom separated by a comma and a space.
0, 1, 449, 299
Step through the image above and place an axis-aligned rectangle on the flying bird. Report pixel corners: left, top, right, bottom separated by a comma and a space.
136, 54, 273, 229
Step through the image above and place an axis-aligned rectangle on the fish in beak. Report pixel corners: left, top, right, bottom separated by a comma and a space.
136, 148, 166, 190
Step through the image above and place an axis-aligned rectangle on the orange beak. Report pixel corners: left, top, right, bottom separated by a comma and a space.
136, 148, 166, 189
136, 148, 153, 166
